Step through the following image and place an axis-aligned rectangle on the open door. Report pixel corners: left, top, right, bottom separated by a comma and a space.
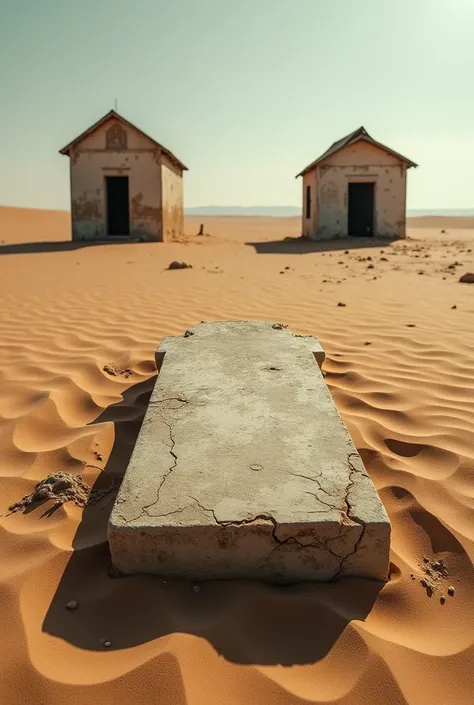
348, 182, 375, 236
106, 176, 130, 236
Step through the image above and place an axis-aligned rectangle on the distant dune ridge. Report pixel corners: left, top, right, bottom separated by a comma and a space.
0, 205, 473, 704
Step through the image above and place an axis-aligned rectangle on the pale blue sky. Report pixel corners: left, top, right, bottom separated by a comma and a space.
1, 0, 473, 210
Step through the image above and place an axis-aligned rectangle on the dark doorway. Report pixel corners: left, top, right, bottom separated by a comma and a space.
348, 182, 375, 236
106, 176, 130, 236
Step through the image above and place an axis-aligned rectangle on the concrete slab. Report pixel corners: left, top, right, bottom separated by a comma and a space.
108, 321, 390, 583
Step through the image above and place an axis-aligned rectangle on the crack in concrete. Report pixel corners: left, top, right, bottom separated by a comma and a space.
331, 452, 367, 580
117, 399, 188, 525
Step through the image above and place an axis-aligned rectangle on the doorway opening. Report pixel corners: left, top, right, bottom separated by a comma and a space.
106, 176, 130, 236
348, 182, 375, 236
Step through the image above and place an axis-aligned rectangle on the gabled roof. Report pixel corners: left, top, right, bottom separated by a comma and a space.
296, 126, 417, 178
59, 109, 188, 171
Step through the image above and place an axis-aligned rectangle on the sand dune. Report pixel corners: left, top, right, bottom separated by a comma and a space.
0, 207, 473, 704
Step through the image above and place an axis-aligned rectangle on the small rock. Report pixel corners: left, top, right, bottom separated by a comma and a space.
367, 256, 372, 261
66, 600, 78, 611
448, 586, 455, 596
338, 261, 344, 265
364, 341, 372, 346
459, 272, 474, 283
337, 302, 346, 307
367, 263, 374, 269
192, 585, 201, 593
168, 261, 192, 270
441, 229, 446, 234
407, 324, 416, 328
279, 271, 285, 274
451, 305, 457, 309
344, 250, 349, 254
418, 271, 424, 275
423, 556, 429, 563
380, 257, 388, 262
100, 639, 112, 648
284, 266, 290, 270
440, 595, 446, 605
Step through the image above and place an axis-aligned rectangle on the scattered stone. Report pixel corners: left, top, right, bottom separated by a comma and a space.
418, 271, 424, 275
344, 250, 349, 254
192, 585, 201, 593
367, 256, 372, 261
367, 263, 374, 269
407, 324, 416, 328
271, 323, 288, 330
451, 305, 457, 310
94, 451, 103, 462
338, 261, 344, 265
284, 266, 290, 270
440, 595, 446, 604
7, 472, 92, 515
337, 302, 346, 307
423, 556, 429, 563
380, 257, 388, 262
280, 271, 285, 274
103, 363, 133, 379
459, 272, 474, 283
441, 229, 446, 234
66, 600, 78, 611
184, 329, 194, 337
448, 586, 455, 596
168, 261, 192, 270
364, 341, 372, 345
101, 640, 112, 648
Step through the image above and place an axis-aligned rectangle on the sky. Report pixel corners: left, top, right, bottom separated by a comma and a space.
1, 0, 473, 211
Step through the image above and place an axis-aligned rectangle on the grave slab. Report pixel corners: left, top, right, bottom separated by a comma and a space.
108, 320, 391, 582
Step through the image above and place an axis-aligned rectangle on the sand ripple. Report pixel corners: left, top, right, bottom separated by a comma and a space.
0, 212, 473, 703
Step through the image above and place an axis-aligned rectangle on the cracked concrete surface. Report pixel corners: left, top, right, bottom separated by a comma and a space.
108, 320, 390, 582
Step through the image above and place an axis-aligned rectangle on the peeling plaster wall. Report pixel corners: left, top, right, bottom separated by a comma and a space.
69, 119, 162, 241
305, 141, 408, 240
302, 170, 318, 238
161, 154, 184, 240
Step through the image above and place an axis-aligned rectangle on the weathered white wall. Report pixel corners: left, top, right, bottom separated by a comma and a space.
302, 170, 318, 238
161, 154, 184, 240
70, 118, 163, 241
305, 141, 408, 240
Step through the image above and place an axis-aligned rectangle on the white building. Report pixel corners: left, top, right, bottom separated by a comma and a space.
296, 127, 417, 240
60, 110, 187, 242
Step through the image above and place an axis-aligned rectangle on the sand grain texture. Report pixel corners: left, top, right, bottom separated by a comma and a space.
0, 207, 473, 704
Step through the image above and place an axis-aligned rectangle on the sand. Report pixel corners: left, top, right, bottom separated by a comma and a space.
0, 206, 473, 704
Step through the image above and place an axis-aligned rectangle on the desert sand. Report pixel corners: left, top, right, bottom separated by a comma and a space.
0, 205, 473, 704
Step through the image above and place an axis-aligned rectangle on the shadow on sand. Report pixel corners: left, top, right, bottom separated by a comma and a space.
246, 235, 398, 255
42, 376, 383, 666
0, 239, 143, 255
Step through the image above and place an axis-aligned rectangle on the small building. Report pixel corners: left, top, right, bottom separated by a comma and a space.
296, 127, 417, 240
60, 110, 188, 242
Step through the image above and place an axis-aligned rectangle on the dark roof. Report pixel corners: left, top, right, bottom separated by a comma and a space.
59, 109, 188, 171
296, 126, 417, 178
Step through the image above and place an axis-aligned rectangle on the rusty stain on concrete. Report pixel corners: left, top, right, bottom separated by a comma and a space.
72, 194, 101, 220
